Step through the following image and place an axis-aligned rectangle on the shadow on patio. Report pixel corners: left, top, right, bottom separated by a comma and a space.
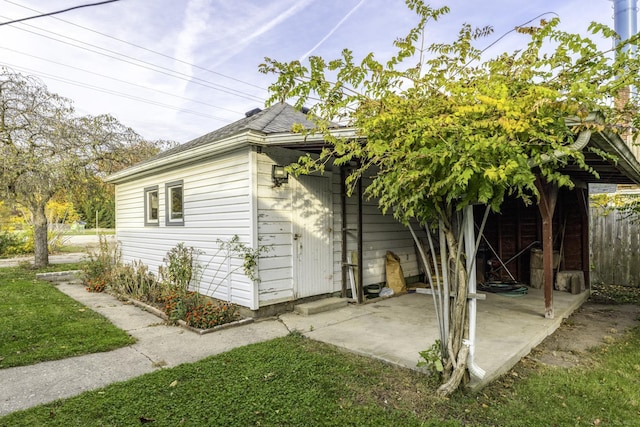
279, 287, 589, 391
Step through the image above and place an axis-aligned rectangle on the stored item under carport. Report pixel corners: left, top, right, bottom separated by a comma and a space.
385, 251, 407, 294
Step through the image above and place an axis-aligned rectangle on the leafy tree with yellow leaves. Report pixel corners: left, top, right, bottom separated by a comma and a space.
260, 0, 640, 394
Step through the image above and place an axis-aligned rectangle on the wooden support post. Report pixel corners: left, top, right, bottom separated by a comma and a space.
535, 176, 558, 319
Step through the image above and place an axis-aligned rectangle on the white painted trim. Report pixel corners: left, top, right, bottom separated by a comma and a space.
106, 131, 266, 184
249, 148, 260, 310
107, 128, 355, 185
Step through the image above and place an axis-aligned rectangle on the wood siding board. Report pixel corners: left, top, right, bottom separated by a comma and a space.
258, 268, 294, 283
258, 223, 292, 233
259, 255, 293, 271
332, 172, 426, 292
257, 289, 295, 306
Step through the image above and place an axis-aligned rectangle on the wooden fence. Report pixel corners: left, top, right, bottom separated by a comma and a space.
590, 207, 640, 286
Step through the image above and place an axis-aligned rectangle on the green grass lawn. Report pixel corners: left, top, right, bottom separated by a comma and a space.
1, 334, 442, 427
54, 246, 87, 254
0, 265, 135, 369
1, 279, 638, 426
472, 329, 640, 426
1, 327, 639, 426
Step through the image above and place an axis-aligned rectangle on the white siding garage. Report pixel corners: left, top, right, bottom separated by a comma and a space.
108, 103, 427, 313
114, 148, 255, 308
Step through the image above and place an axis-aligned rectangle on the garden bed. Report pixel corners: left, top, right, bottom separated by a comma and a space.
38, 270, 251, 335
80, 239, 261, 336
124, 296, 254, 335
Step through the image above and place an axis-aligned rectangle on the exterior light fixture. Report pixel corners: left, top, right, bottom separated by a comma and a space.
271, 164, 288, 186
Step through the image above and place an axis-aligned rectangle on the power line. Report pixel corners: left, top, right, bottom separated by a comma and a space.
0, 46, 245, 115
477, 12, 560, 58
2, 17, 265, 102
4, 0, 268, 92
0, 0, 121, 26
1, 62, 235, 123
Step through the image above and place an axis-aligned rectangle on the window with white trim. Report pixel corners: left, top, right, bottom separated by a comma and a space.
144, 186, 159, 226
165, 180, 184, 226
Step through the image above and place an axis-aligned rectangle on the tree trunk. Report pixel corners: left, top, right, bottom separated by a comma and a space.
32, 203, 49, 268
437, 342, 469, 396
438, 219, 470, 395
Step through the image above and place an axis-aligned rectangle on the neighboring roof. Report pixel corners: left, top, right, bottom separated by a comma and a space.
107, 103, 336, 184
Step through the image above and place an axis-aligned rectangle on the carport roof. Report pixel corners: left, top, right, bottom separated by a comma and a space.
561, 127, 640, 185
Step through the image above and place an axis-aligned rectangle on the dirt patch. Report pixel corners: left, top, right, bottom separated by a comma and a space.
527, 302, 640, 368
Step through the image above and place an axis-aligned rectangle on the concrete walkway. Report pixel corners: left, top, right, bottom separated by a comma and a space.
0, 282, 290, 416
0, 253, 90, 268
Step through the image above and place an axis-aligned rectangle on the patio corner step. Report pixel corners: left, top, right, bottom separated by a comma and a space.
294, 297, 348, 316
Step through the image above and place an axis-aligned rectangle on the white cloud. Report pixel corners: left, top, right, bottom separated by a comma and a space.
170, 0, 214, 115
175, 0, 213, 70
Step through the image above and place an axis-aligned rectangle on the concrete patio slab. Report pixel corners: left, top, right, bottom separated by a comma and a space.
279, 287, 589, 391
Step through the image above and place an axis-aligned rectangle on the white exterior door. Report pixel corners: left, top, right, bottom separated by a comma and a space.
292, 174, 333, 298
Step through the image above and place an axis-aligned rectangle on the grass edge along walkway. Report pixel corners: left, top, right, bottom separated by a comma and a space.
0, 265, 135, 369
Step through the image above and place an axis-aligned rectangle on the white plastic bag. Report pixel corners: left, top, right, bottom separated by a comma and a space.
379, 287, 394, 298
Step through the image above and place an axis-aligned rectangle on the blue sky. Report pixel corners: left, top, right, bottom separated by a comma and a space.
0, 0, 620, 143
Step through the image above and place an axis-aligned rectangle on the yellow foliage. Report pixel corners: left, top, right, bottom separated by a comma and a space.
46, 200, 80, 224
498, 117, 528, 133
484, 167, 500, 181
0, 200, 80, 231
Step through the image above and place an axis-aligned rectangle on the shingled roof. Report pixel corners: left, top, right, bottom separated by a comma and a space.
148, 102, 318, 162
106, 102, 344, 183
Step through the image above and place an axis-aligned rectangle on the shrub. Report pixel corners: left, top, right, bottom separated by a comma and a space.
0, 230, 24, 256
214, 235, 270, 283
158, 243, 202, 297
110, 260, 160, 303
86, 274, 108, 293
0, 200, 77, 255
185, 300, 240, 329
87, 240, 249, 330
162, 290, 199, 322
417, 340, 444, 376
0, 229, 73, 256
82, 235, 120, 292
